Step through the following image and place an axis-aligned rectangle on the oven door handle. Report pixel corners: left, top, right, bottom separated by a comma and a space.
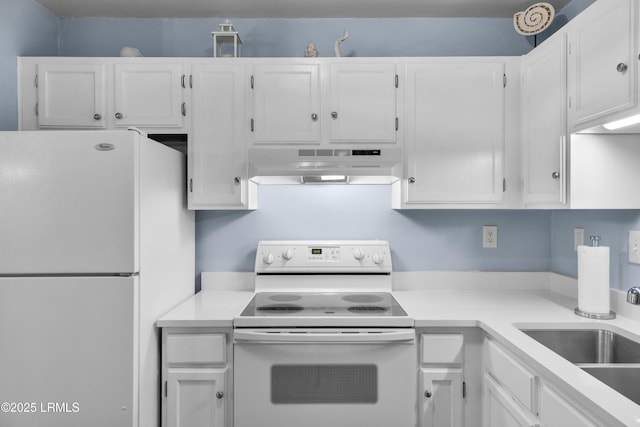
233, 330, 415, 343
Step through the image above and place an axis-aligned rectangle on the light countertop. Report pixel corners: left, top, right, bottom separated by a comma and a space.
157, 276, 640, 426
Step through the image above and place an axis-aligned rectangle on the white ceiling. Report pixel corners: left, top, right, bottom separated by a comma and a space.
36, 0, 572, 19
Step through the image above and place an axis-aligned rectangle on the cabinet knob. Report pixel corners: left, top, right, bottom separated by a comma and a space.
234, 177, 241, 184
93, 113, 102, 121
331, 111, 338, 119
311, 113, 318, 121
617, 63, 628, 73
408, 177, 416, 184
216, 391, 224, 399
551, 171, 560, 179
115, 112, 123, 119
424, 390, 432, 398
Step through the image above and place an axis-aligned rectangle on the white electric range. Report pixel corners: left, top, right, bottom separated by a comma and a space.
233, 241, 416, 427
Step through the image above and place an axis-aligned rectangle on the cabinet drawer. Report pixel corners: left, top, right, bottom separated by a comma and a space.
166, 333, 226, 366
421, 334, 464, 364
485, 340, 537, 412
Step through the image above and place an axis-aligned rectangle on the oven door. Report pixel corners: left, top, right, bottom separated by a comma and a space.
233, 329, 416, 427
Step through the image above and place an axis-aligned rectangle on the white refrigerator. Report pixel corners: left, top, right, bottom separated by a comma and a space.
0, 130, 195, 427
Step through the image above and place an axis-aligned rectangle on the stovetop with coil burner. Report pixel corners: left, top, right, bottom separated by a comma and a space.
239, 292, 407, 318
233, 240, 414, 328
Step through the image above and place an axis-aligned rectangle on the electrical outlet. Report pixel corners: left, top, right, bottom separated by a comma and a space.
629, 231, 640, 264
574, 227, 584, 251
483, 225, 498, 249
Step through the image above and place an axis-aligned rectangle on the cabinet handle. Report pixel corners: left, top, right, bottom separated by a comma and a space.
216, 391, 224, 399
234, 177, 241, 184
181, 74, 186, 88
551, 171, 560, 179
181, 102, 186, 117
331, 111, 338, 119
93, 113, 102, 121
424, 390, 432, 398
408, 177, 416, 184
617, 63, 628, 73
115, 112, 123, 119
311, 113, 318, 121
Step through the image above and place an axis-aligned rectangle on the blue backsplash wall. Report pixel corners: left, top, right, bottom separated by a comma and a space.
11, 0, 640, 294
196, 186, 552, 274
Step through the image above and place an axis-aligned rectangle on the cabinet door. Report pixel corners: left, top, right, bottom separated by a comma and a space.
568, 0, 637, 129
251, 64, 321, 143
329, 63, 397, 143
167, 369, 226, 427
190, 64, 253, 209
483, 374, 539, 427
113, 63, 184, 128
521, 33, 567, 207
405, 62, 505, 204
539, 384, 597, 427
36, 63, 107, 128
420, 368, 463, 427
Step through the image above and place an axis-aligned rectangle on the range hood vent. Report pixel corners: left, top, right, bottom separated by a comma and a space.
248, 146, 402, 184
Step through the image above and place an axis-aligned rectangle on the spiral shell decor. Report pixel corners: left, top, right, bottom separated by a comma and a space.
513, 2, 555, 35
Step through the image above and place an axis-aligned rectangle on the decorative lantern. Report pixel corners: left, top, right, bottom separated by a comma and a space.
212, 19, 242, 58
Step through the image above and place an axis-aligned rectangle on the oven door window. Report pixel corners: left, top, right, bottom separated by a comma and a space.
271, 364, 377, 404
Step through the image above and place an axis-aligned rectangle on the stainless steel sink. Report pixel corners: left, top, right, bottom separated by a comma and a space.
520, 328, 640, 405
581, 366, 640, 405
520, 329, 640, 364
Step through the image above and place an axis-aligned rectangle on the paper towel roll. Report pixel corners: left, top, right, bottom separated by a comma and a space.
577, 245, 610, 314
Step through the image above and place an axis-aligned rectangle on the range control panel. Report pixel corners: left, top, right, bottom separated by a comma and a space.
255, 240, 392, 273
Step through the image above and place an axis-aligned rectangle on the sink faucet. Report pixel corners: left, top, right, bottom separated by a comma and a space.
627, 287, 640, 305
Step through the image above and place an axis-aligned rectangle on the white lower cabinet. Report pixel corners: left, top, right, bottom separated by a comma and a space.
419, 331, 476, 427
483, 337, 615, 427
484, 374, 539, 427
483, 338, 540, 427
539, 384, 598, 427
162, 329, 231, 427
167, 369, 226, 427
421, 368, 464, 427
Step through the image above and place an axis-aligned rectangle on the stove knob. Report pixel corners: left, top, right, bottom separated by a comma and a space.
372, 252, 384, 265
282, 248, 294, 260
353, 248, 365, 260
263, 253, 275, 265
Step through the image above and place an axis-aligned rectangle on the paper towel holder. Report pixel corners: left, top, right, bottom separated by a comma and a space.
574, 307, 616, 320
574, 235, 616, 319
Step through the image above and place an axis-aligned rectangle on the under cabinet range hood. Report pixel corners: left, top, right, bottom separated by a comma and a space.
248, 146, 402, 184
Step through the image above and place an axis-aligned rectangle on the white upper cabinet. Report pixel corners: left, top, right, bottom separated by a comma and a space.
403, 60, 505, 206
113, 63, 185, 128
521, 32, 567, 208
251, 63, 321, 143
36, 63, 107, 128
250, 64, 320, 143
329, 63, 397, 143
20, 58, 188, 132
189, 63, 255, 210
568, 0, 638, 131
249, 60, 398, 145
